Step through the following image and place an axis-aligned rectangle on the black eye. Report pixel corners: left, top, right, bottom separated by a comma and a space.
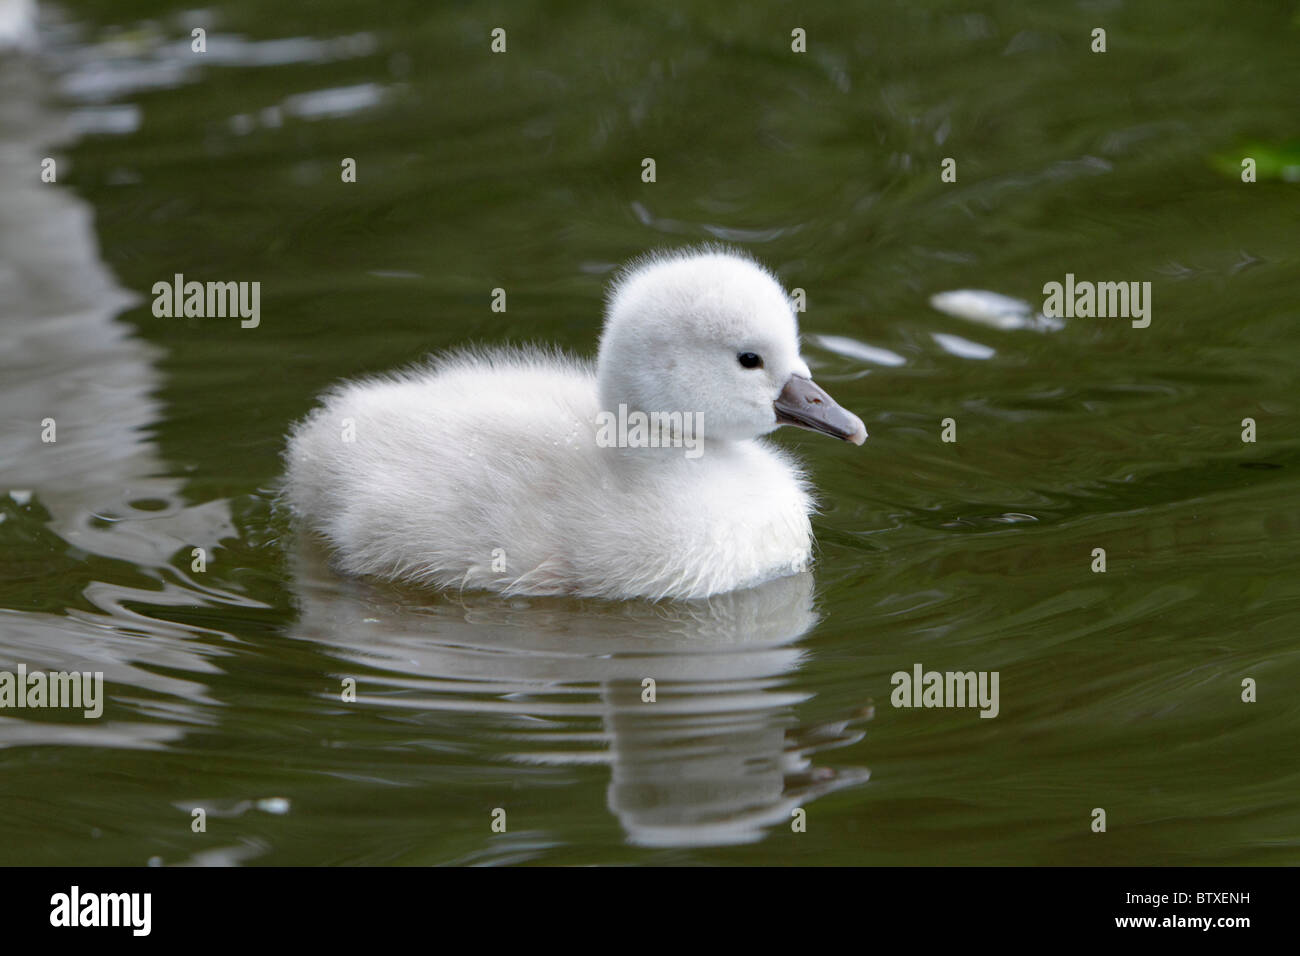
737, 352, 763, 369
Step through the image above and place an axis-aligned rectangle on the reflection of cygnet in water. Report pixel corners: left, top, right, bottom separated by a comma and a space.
289, 537, 870, 848
601, 657, 869, 849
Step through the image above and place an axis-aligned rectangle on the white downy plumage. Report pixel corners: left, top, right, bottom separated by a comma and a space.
284, 247, 866, 600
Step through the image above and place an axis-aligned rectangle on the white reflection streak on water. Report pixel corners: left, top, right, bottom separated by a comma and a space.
0, 22, 248, 745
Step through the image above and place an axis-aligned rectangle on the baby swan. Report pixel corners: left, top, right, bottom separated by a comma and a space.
285, 248, 866, 601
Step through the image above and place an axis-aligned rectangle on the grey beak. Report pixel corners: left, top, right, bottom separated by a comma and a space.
774, 375, 867, 445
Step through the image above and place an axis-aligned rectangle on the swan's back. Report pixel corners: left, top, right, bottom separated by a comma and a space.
286, 349, 603, 590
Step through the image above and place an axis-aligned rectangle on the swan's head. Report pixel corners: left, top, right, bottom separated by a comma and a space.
596, 248, 867, 445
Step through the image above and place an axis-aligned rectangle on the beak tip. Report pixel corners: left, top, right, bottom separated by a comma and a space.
774, 375, 868, 447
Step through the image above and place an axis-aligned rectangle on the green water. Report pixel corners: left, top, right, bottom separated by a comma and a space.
1, 0, 1297, 865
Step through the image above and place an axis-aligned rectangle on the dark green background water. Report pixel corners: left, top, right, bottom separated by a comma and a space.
0, 0, 1296, 864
